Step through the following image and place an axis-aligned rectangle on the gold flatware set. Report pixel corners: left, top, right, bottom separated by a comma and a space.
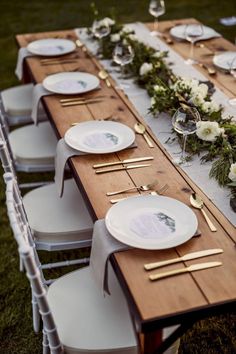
146, 248, 223, 281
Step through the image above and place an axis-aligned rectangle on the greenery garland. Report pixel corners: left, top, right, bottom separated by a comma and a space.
89, 13, 236, 212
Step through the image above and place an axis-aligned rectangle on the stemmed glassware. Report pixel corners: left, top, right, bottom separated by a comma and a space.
92, 20, 111, 55
112, 42, 134, 78
148, 0, 166, 36
228, 55, 236, 106
172, 106, 201, 167
184, 24, 203, 64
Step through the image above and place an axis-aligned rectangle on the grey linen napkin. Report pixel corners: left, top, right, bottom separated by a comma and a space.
90, 219, 130, 295
54, 138, 86, 197
15, 47, 33, 80
31, 84, 54, 125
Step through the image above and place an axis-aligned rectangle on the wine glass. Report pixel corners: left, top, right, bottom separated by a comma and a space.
112, 42, 134, 78
228, 55, 236, 106
92, 20, 111, 55
172, 106, 201, 167
149, 0, 166, 36
184, 24, 203, 65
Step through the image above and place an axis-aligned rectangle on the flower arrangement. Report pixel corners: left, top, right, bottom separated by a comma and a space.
88, 12, 236, 211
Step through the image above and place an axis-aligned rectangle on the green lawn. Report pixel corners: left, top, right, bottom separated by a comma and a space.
0, 1, 236, 353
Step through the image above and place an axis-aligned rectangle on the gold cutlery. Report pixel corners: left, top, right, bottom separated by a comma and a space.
93, 156, 154, 169
41, 59, 78, 65
198, 63, 216, 75
75, 39, 88, 52
60, 95, 106, 103
149, 261, 222, 281
70, 115, 120, 126
110, 184, 169, 203
107, 180, 159, 196
61, 98, 103, 107
134, 122, 154, 148
144, 248, 223, 270
95, 163, 151, 174
190, 193, 217, 232
98, 69, 111, 87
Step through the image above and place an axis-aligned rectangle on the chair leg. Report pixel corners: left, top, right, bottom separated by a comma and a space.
42, 328, 50, 354
32, 293, 41, 333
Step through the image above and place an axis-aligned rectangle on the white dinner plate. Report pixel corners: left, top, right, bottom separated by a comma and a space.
170, 25, 220, 42
213, 51, 236, 71
42, 72, 100, 95
27, 38, 76, 56
64, 121, 135, 154
105, 195, 198, 249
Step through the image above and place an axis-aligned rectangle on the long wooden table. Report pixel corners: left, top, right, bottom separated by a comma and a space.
16, 19, 236, 354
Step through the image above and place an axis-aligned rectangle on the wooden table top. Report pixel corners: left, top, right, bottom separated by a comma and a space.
16, 19, 236, 335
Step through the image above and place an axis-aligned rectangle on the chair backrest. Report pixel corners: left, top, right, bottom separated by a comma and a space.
4, 172, 63, 354
0, 124, 16, 175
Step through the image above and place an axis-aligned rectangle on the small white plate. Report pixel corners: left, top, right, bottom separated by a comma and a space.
27, 38, 76, 56
213, 51, 236, 71
105, 195, 198, 249
42, 72, 100, 95
170, 25, 220, 42
64, 121, 135, 154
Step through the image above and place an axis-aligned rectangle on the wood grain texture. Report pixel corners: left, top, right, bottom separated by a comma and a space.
15, 20, 236, 337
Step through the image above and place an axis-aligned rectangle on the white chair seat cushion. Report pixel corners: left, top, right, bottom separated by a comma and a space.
8, 121, 57, 165
23, 179, 93, 243
47, 265, 137, 354
1, 83, 44, 117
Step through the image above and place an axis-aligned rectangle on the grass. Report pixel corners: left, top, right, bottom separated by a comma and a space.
0, 0, 236, 353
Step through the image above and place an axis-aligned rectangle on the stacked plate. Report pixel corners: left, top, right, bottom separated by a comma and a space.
213, 51, 236, 71
27, 38, 76, 56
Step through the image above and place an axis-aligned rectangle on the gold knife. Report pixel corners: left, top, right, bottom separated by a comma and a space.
93, 156, 154, 169
61, 98, 103, 107
149, 261, 222, 281
95, 163, 151, 174
144, 248, 223, 270
41, 59, 77, 65
60, 95, 106, 103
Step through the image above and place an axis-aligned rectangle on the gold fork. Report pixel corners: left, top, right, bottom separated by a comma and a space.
106, 180, 159, 196
110, 184, 169, 203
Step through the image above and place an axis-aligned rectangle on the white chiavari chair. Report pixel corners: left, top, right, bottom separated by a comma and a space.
0, 83, 47, 127
0, 87, 57, 177
5, 172, 139, 354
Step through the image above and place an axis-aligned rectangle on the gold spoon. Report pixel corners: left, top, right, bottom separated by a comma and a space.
134, 122, 154, 148
106, 180, 159, 196
98, 69, 111, 87
198, 63, 216, 76
190, 193, 217, 232
75, 39, 87, 52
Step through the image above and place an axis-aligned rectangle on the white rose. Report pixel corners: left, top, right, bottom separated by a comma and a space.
111, 33, 120, 42
228, 163, 236, 182
196, 121, 224, 142
152, 51, 161, 58
101, 17, 115, 26
191, 93, 205, 106
139, 62, 153, 76
150, 97, 156, 107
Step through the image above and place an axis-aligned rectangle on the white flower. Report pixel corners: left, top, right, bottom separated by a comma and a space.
152, 51, 162, 58
196, 121, 224, 142
201, 101, 220, 114
150, 97, 156, 107
191, 83, 208, 99
191, 93, 205, 106
101, 17, 115, 26
128, 34, 138, 41
110, 33, 120, 42
153, 84, 166, 93
139, 62, 153, 76
120, 26, 133, 34
228, 163, 236, 182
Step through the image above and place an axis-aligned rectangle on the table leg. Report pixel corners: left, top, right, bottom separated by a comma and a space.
140, 330, 163, 354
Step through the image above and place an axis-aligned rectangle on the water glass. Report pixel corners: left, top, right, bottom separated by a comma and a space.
184, 24, 203, 65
